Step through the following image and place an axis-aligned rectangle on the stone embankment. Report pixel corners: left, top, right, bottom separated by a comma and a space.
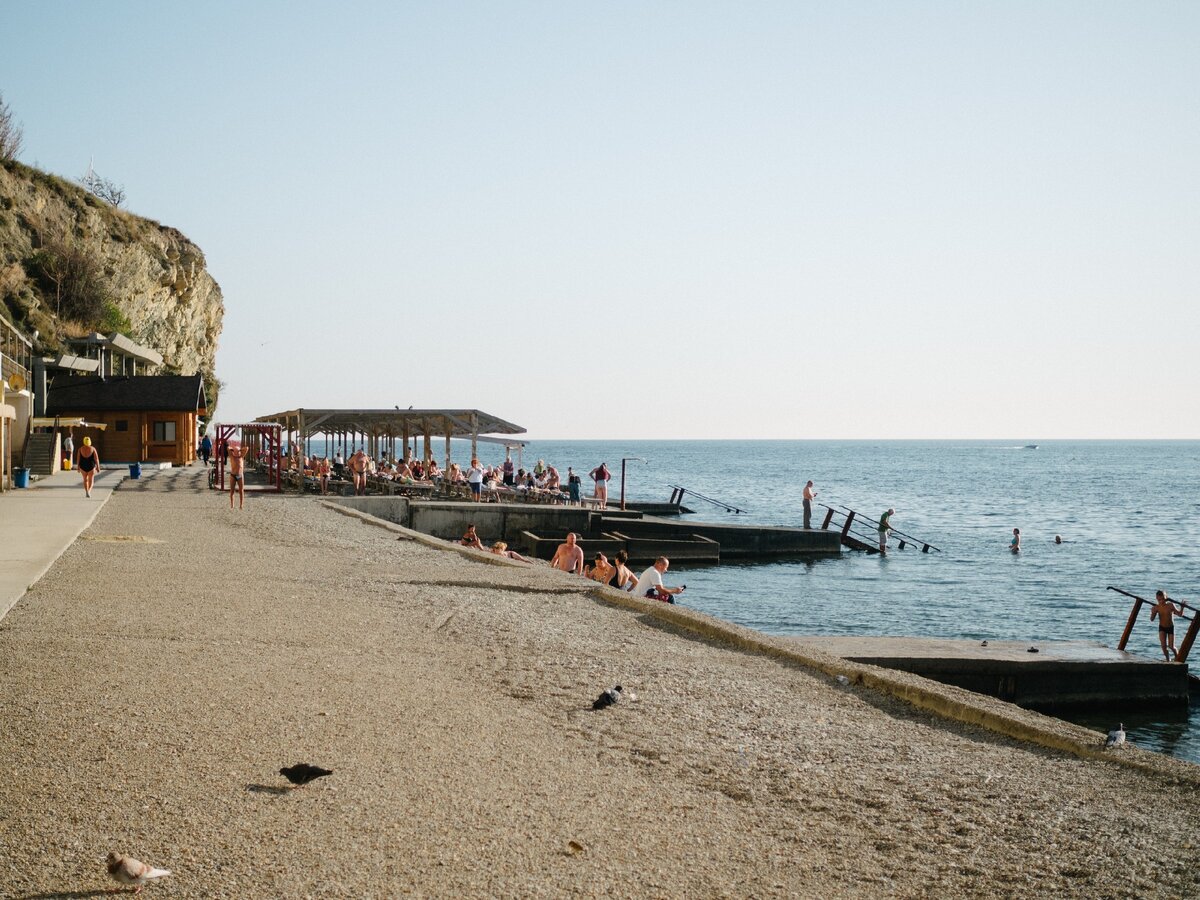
0, 468, 1197, 897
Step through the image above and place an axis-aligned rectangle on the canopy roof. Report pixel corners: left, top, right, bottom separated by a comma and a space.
254, 408, 525, 438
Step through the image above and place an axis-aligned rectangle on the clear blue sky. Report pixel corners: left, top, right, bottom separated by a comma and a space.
3, 2, 1197, 438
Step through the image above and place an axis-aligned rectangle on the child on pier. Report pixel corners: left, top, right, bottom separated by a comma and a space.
1150, 590, 1185, 662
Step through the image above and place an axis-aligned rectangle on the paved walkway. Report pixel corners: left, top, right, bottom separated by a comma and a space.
0, 467, 125, 620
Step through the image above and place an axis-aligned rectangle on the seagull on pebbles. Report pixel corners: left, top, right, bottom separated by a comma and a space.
106, 852, 170, 893
1104, 724, 1126, 749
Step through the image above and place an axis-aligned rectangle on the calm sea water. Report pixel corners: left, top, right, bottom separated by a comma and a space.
312, 437, 1199, 763
506, 440, 1200, 764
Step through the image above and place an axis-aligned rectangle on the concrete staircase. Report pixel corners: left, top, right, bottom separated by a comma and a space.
23, 433, 57, 475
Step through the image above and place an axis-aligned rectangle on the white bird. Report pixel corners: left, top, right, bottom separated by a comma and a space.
1104, 724, 1126, 749
106, 852, 171, 893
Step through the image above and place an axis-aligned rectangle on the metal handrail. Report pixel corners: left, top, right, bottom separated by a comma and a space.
835, 505, 941, 552
666, 484, 744, 514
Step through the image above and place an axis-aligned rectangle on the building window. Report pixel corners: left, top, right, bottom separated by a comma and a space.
115, 420, 128, 432
152, 421, 176, 442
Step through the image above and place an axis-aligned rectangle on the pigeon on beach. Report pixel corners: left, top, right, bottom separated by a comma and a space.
280, 763, 334, 785
1105, 724, 1126, 749
592, 685, 623, 710
106, 852, 170, 893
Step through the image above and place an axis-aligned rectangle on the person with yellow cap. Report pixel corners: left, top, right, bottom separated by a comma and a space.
77, 436, 100, 497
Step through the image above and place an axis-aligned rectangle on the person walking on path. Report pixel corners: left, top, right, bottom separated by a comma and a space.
62, 430, 74, 470
589, 462, 611, 510
550, 532, 585, 574
199, 433, 213, 467
803, 480, 817, 529
877, 508, 895, 555
228, 442, 249, 509
350, 448, 369, 496
76, 437, 99, 497
1150, 590, 1186, 662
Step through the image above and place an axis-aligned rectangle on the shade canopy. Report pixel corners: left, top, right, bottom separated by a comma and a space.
254, 408, 525, 441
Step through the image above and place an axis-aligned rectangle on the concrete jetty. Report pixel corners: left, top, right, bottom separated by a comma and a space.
329, 496, 841, 563
791, 636, 1192, 710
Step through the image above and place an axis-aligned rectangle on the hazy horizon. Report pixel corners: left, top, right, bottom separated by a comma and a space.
3, 2, 1197, 440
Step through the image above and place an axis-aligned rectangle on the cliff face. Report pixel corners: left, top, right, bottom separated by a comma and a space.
0, 160, 223, 407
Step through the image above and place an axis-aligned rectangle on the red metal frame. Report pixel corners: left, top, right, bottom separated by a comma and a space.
214, 423, 282, 492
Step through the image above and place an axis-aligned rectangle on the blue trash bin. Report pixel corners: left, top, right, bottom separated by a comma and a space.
129, 462, 142, 479
13, 467, 30, 488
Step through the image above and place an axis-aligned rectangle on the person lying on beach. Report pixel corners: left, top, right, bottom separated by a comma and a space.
550, 533, 585, 575
1150, 590, 1186, 662
489, 541, 529, 562
585, 553, 615, 584
460, 524, 484, 550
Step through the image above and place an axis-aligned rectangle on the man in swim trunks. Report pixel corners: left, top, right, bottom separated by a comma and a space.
550, 532, 585, 575
350, 447, 369, 496
228, 442, 248, 509
1150, 590, 1186, 662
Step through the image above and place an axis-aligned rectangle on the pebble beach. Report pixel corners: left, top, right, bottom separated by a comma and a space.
1, 468, 1198, 898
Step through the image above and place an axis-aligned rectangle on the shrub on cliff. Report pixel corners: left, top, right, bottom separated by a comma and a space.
0, 93, 22, 162
27, 234, 112, 324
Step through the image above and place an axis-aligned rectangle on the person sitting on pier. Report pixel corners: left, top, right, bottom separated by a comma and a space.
460, 524, 484, 550
633, 557, 685, 603
427, 460, 442, 479
550, 533, 585, 575
1150, 590, 1186, 662
585, 552, 615, 584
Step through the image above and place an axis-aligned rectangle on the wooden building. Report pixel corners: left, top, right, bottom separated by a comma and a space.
46, 375, 206, 465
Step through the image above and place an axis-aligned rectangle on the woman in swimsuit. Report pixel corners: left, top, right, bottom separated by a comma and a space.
460, 524, 484, 550
77, 437, 100, 497
612, 550, 637, 591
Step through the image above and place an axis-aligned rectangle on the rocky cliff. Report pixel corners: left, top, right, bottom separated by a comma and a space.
0, 160, 223, 410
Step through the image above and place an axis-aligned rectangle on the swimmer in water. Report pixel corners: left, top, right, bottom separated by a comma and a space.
1011, 528, 1021, 553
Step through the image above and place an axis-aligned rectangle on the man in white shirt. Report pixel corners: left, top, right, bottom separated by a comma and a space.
466, 458, 485, 501
633, 557, 685, 604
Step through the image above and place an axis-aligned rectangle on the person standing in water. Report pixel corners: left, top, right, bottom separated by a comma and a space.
1011, 528, 1021, 553
76, 437, 99, 497
877, 508, 895, 555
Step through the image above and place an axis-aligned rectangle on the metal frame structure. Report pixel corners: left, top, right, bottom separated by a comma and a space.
254, 408, 525, 478
214, 423, 283, 492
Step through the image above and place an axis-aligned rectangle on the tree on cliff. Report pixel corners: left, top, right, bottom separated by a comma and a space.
28, 232, 112, 323
0, 92, 23, 161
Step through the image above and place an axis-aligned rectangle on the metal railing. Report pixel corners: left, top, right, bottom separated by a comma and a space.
666, 484, 744, 514
1111, 585, 1199, 663
0, 311, 33, 387
819, 504, 941, 553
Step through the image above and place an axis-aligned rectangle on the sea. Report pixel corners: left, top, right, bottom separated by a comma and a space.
316, 437, 1200, 763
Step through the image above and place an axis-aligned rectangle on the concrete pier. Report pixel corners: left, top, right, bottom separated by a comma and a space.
790, 636, 1191, 710
329, 497, 841, 562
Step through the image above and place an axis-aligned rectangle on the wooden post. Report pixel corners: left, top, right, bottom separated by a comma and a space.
1176, 611, 1200, 663
820, 508, 834, 530
402, 421, 410, 461
423, 425, 432, 467
1117, 598, 1144, 651
444, 422, 452, 478
840, 510, 856, 540
470, 411, 478, 462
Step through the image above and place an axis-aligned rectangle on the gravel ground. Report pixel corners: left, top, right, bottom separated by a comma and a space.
0, 468, 1198, 899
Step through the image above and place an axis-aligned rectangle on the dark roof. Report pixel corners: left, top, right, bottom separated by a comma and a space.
47, 375, 206, 414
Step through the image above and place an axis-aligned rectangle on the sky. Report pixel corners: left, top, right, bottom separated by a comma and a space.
2, 1, 1198, 439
